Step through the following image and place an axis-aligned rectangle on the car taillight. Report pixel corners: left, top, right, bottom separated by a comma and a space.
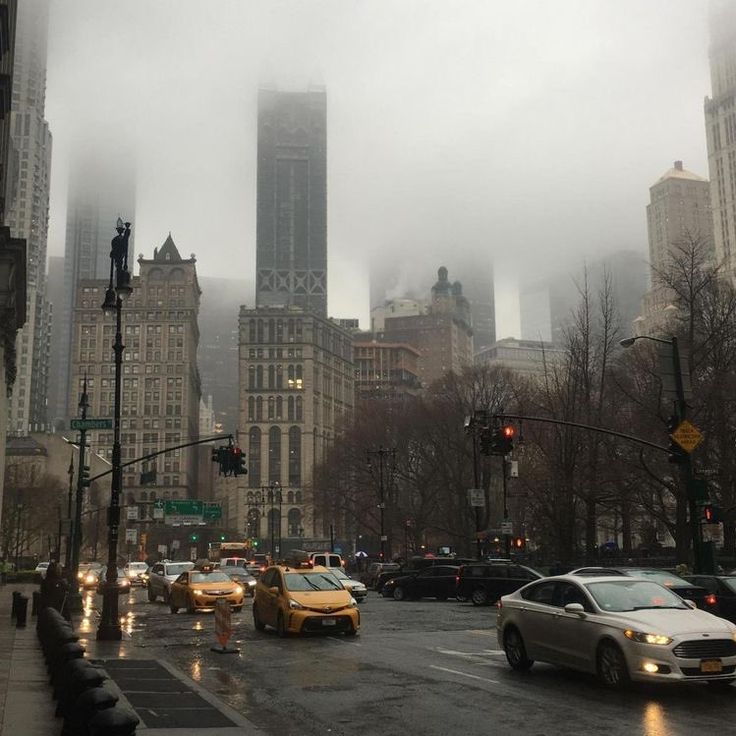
705, 593, 717, 606
496, 600, 503, 609
455, 576, 460, 584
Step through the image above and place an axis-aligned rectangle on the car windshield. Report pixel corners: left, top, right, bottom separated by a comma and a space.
625, 569, 694, 587
722, 577, 736, 594
330, 568, 349, 580
191, 572, 231, 583
586, 580, 688, 611
285, 572, 344, 592
166, 563, 193, 576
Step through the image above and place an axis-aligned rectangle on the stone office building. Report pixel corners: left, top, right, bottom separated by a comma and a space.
68, 235, 201, 512
238, 307, 354, 547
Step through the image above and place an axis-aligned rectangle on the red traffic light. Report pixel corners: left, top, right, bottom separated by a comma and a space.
703, 504, 714, 523
502, 425, 515, 438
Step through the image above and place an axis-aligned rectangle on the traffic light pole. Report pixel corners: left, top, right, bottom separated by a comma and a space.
501, 455, 510, 557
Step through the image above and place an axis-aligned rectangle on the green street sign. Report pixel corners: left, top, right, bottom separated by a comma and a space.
164, 500, 203, 516
203, 503, 222, 520
70, 418, 113, 430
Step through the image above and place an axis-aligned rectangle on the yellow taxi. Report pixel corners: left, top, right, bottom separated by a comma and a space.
168, 563, 245, 614
253, 560, 360, 636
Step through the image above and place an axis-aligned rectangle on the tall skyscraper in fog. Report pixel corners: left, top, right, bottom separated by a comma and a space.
705, 0, 736, 277
256, 87, 327, 316
51, 154, 136, 426
6, 0, 52, 434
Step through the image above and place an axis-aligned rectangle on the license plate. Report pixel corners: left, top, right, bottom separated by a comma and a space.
700, 659, 723, 674
322, 618, 337, 626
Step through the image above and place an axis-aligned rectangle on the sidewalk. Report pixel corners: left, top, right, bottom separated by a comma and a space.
0, 583, 57, 736
0, 583, 263, 735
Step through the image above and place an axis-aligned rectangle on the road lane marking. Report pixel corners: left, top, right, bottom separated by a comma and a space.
429, 665, 499, 684
435, 647, 504, 658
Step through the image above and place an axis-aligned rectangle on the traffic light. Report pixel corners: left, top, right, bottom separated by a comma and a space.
232, 446, 248, 476
512, 537, 525, 550
253, 540, 259, 548
190, 532, 199, 542
499, 425, 515, 455
219, 533, 226, 542
667, 415, 687, 465
701, 504, 720, 523
80, 465, 91, 487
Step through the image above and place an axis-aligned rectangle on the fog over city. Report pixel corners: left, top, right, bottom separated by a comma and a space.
46, 0, 711, 334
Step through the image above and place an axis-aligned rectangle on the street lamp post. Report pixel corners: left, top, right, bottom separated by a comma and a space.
367, 447, 396, 561
620, 334, 705, 573
64, 453, 74, 571
97, 219, 133, 642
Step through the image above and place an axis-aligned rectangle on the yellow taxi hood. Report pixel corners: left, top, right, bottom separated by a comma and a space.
288, 589, 352, 608
196, 579, 237, 591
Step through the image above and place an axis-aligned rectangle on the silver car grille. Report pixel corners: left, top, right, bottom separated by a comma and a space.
672, 640, 736, 659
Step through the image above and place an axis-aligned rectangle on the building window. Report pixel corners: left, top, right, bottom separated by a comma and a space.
287, 508, 302, 537
288, 426, 301, 486
256, 396, 263, 421
248, 396, 255, 421
269, 426, 281, 483
256, 365, 263, 389
248, 366, 255, 390
248, 427, 261, 488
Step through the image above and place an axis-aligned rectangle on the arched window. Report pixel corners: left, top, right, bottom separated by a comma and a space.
287, 365, 295, 385
247, 396, 255, 421
256, 365, 263, 389
268, 319, 275, 343
288, 508, 302, 537
249, 319, 256, 342
287, 491, 294, 503
288, 396, 295, 420
276, 320, 283, 342
296, 396, 303, 421
288, 426, 301, 485
248, 366, 255, 389
268, 365, 275, 388
276, 365, 283, 389
288, 319, 295, 340
246, 491, 254, 503
296, 319, 303, 339
269, 426, 281, 482
247, 507, 261, 538
268, 396, 275, 419
256, 319, 264, 342
276, 396, 283, 419
248, 427, 261, 487
256, 396, 263, 421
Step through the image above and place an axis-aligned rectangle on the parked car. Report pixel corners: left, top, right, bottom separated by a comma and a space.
123, 562, 149, 586
382, 565, 460, 601
497, 574, 736, 686
147, 560, 195, 602
456, 561, 543, 606
684, 575, 736, 623
569, 567, 715, 612
374, 556, 475, 595
34, 561, 50, 579
329, 567, 367, 602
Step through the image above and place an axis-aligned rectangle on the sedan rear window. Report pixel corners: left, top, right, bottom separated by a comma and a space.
586, 580, 688, 611
165, 563, 194, 576
624, 569, 694, 587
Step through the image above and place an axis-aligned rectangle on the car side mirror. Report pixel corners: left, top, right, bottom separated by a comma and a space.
564, 602, 586, 616
684, 599, 697, 610
269, 586, 279, 595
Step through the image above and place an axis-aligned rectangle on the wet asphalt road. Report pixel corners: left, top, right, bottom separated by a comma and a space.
87, 587, 736, 736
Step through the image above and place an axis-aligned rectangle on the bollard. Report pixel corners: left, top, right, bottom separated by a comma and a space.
15, 594, 28, 628
11, 590, 21, 620
32, 590, 41, 616
88, 706, 139, 736
62, 685, 118, 736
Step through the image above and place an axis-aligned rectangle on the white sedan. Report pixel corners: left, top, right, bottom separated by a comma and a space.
497, 574, 736, 687
329, 567, 367, 602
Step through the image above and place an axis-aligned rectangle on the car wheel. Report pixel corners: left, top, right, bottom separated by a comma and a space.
186, 596, 196, 614
147, 586, 156, 603
471, 588, 489, 606
597, 642, 630, 688
276, 611, 287, 637
393, 586, 406, 601
169, 603, 179, 614
503, 627, 534, 671
252, 603, 266, 631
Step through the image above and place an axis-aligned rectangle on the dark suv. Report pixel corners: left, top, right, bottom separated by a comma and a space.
456, 561, 542, 605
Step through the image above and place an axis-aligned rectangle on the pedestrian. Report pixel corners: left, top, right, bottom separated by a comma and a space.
40, 562, 69, 617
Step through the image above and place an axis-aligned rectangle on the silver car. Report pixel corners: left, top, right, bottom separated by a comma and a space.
147, 560, 194, 602
497, 574, 736, 687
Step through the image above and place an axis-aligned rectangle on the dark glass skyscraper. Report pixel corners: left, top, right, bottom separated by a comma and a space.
256, 87, 327, 316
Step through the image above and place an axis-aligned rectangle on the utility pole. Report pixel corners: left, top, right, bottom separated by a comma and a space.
367, 447, 396, 561
64, 453, 74, 571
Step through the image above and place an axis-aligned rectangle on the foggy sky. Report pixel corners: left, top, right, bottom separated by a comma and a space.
45, 0, 711, 337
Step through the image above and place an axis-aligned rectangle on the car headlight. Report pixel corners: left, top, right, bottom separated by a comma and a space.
247, 580, 256, 587
288, 598, 305, 609
86, 575, 95, 584
234, 586, 243, 595
349, 597, 357, 608
192, 589, 204, 596
386, 579, 395, 586
78, 572, 84, 580
624, 629, 672, 646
